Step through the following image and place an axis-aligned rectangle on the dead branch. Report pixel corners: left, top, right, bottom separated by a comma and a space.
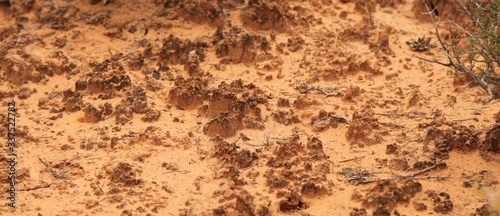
405, 160, 444, 178
359, 175, 450, 183
447, 81, 474, 106
444, 17, 500, 75
420, 3, 499, 100
443, 52, 498, 99
413, 55, 451, 67
451, 117, 477, 122
454, 0, 500, 68
339, 156, 365, 163
404, 137, 423, 145
340, 161, 447, 184
376, 109, 428, 119
423, 4, 451, 57
38, 157, 72, 180
297, 85, 344, 97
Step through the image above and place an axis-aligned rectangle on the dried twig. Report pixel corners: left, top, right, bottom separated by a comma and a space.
339, 156, 365, 163
297, 85, 344, 97
404, 137, 423, 145
451, 117, 477, 122
405, 160, 444, 178
413, 55, 451, 67
453, 0, 500, 66
376, 109, 403, 118
95, 182, 104, 193
340, 161, 448, 184
339, 167, 371, 185
376, 110, 428, 119
38, 157, 72, 180
366, 175, 450, 182
447, 81, 474, 106
417, 3, 499, 100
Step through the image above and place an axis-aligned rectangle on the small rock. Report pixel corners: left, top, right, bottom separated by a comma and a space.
223, 189, 234, 199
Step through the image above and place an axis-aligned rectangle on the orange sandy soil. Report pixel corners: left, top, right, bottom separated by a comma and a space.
0, 0, 499, 215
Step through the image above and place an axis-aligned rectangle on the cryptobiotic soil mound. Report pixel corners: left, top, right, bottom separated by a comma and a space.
0, 0, 499, 215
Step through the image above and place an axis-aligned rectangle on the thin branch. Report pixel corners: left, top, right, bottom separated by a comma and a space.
447, 81, 474, 106
413, 55, 451, 67
341, 161, 448, 184
424, 4, 452, 60
406, 160, 444, 178
297, 85, 344, 97
455, 0, 484, 30
446, 18, 496, 62
442, 52, 498, 99
339, 156, 365, 163
360, 175, 450, 183
454, 0, 500, 67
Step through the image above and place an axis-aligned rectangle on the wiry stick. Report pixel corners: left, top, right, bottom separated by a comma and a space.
297, 85, 344, 97
454, 0, 500, 68
447, 81, 474, 106
423, 4, 451, 57
339, 156, 365, 163
406, 160, 444, 178
365, 175, 450, 182
413, 55, 451, 67
445, 18, 495, 61
418, 3, 499, 100
442, 51, 498, 99
38, 157, 72, 180
341, 160, 448, 184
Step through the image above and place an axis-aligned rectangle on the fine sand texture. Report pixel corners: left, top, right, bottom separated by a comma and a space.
0, 0, 499, 215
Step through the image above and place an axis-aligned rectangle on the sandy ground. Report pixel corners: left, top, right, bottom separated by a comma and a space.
0, 0, 499, 215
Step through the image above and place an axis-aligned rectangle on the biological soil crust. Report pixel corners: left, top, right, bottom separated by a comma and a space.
0, 0, 499, 215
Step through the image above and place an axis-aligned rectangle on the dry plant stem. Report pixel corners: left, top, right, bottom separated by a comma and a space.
38, 156, 72, 179
361, 175, 450, 183
339, 156, 365, 163
425, 5, 451, 59
404, 137, 422, 145
231, 135, 241, 145
445, 18, 494, 60
413, 55, 451, 67
377, 109, 408, 118
38, 156, 50, 167
419, 3, 499, 100
96, 182, 104, 193
452, 118, 476, 122
443, 52, 498, 100
454, 0, 500, 67
406, 160, 444, 178
447, 81, 474, 106
298, 86, 344, 97
363, 160, 447, 183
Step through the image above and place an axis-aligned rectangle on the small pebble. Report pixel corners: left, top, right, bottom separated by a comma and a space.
223, 189, 234, 199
